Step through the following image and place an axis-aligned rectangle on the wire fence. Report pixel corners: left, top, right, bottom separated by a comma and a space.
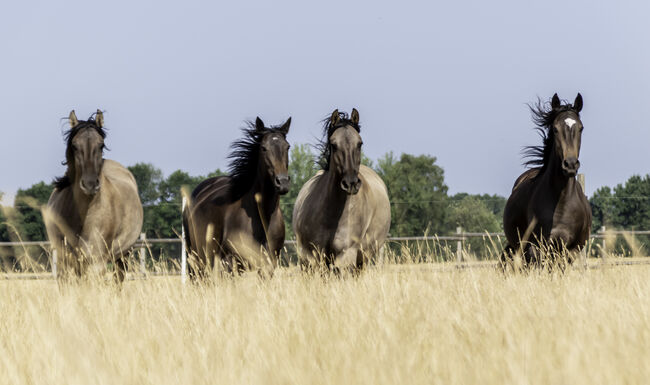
1, 227, 649, 276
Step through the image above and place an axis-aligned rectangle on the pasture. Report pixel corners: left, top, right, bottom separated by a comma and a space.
1, 256, 649, 384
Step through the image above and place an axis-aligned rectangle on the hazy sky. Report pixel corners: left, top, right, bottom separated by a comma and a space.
1, 0, 648, 204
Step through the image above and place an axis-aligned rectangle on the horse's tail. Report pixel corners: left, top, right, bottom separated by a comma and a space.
182, 205, 192, 256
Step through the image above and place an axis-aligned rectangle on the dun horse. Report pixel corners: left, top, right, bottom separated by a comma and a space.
502, 94, 592, 268
44, 110, 143, 283
293, 109, 390, 272
183, 117, 291, 278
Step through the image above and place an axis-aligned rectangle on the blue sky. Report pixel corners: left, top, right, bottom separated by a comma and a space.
1, 0, 648, 204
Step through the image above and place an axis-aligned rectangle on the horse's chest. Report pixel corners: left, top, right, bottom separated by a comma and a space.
222, 208, 282, 251
329, 210, 367, 253
534, 197, 586, 246
330, 227, 356, 253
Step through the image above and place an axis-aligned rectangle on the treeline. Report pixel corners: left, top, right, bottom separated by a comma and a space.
1, 146, 649, 265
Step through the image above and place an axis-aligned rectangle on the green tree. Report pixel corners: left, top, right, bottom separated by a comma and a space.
13, 182, 53, 241
611, 175, 650, 230
0, 192, 8, 242
589, 186, 614, 231
447, 196, 501, 233
128, 163, 163, 206
376, 152, 448, 236
281, 144, 318, 238
128, 163, 164, 244
449, 193, 506, 229
147, 170, 204, 239
446, 196, 502, 259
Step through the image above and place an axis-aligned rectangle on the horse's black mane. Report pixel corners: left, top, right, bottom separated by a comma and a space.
316, 112, 361, 170
522, 98, 579, 171
193, 121, 288, 203
53, 114, 107, 190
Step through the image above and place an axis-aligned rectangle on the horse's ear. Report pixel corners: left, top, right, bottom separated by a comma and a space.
330, 109, 340, 127
279, 117, 291, 135
255, 117, 265, 132
69, 110, 78, 128
95, 109, 104, 128
351, 108, 360, 126
573, 93, 583, 113
551, 93, 561, 109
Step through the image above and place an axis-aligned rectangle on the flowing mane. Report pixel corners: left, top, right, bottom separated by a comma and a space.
53, 113, 107, 190
522, 97, 579, 171
315, 111, 361, 170
193, 121, 288, 204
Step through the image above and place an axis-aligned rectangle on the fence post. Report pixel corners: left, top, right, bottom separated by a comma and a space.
181, 196, 187, 284
138, 233, 146, 276
456, 227, 463, 263
577, 173, 586, 194
52, 249, 57, 278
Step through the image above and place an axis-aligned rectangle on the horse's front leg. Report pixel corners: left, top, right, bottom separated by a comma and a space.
333, 246, 360, 274
78, 228, 111, 281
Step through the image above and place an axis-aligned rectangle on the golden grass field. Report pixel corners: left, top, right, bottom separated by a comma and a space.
1, 258, 649, 385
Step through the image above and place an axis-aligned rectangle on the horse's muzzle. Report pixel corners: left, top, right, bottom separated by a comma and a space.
562, 157, 580, 177
274, 174, 290, 195
80, 179, 100, 195
341, 176, 361, 195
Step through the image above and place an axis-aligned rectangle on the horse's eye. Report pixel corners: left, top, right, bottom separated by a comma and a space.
261, 146, 268, 152
357, 142, 363, 149
331, 144, 338, 151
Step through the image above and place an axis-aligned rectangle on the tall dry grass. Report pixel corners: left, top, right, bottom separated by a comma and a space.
1, 261, 649, 385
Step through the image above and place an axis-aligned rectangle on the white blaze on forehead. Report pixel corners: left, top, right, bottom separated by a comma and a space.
564, 118, 577, 128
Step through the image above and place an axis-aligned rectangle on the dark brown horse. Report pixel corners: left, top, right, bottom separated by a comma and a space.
502, 94, 592, 268
44, 110, 143, 283
292, 109, 391, 272
183, 117, 291, 279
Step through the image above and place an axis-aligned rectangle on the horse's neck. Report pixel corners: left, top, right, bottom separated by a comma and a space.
246, 174, 279, 219
321, 170, 350, 208
541, 155, 577, 199
71, 172, 105, 220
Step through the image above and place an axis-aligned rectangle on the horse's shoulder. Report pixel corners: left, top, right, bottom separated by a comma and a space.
512, 168, 540, 192
46, 185, 72, 210
297, 170, 325, 195
359, 165, 389, 197
102, 159, 138, 187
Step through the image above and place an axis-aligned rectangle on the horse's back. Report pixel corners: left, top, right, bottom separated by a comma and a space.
191, 175, 232, 207
184, 175, 232, 245
503, 168, 540, 247
512, 168, 540, 192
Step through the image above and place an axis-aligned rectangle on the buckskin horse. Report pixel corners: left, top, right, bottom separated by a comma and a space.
44, 110, 143, 284
293, 109, 391, 273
